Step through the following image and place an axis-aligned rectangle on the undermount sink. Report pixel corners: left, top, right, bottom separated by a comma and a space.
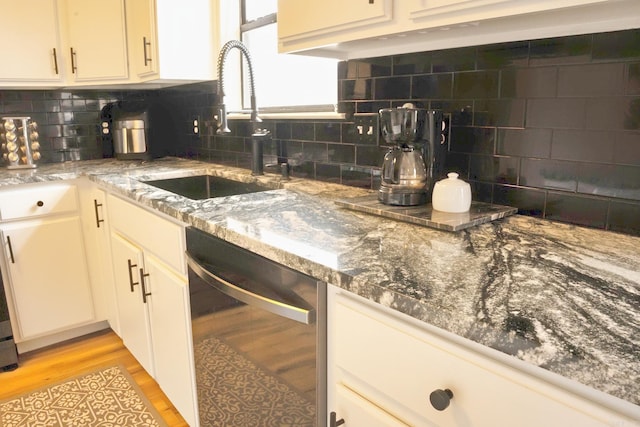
143, 175, 274, 200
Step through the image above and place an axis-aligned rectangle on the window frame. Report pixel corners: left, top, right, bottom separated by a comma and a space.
236, 0, 339, 115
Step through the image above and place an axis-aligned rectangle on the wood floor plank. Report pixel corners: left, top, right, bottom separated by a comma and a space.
0, 328, 187, 426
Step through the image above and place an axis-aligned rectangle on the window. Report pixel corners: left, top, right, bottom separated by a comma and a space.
239, 0, 338, 113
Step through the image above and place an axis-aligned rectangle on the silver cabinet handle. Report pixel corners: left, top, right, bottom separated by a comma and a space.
186, 251, 315, 325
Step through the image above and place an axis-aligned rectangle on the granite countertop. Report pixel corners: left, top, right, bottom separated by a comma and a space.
1, 158, 638, 412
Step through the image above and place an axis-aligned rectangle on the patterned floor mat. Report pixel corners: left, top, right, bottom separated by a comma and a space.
0, 364, 167, 427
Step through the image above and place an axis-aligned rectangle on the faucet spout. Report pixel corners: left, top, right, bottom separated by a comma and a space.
216, 40, 262, 134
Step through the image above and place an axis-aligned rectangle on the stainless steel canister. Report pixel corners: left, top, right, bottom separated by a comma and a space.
113, 119, 148, 155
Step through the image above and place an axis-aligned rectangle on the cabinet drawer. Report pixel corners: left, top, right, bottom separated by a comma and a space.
107, 194, 185, 274
0, 183, 78, 221
334, 295, 626, 427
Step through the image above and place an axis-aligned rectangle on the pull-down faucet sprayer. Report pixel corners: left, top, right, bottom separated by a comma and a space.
216, 40, 270, 175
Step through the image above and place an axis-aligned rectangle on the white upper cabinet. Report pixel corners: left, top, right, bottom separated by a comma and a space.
278, 0, 393, 46
63, 0, 129, 83
125, 0, 216, 84
0, 0, 63, 86
0, 0, 216, 88
278, 0, 640, 59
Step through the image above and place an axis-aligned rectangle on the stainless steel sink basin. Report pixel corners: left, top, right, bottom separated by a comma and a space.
143, 175, 273, 200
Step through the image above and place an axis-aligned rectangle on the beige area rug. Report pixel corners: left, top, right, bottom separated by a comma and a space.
0, 365, 168, 427
195, 336, 315, 427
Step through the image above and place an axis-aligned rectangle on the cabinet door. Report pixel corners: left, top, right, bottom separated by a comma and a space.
79, 182, 118, 333
146, 253, 197, 427
407, 0, 610, 22
65, 0, 128, 82
2, 216, 94, 339
110, 231, 154, 375
278, 0, 393, 42
125, 0, 158, 79
0, 0, 62, 84
331, 289, 635, 427
334, 384, 410, 427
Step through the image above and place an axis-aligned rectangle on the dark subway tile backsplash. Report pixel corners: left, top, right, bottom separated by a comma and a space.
2, 29, 640, 236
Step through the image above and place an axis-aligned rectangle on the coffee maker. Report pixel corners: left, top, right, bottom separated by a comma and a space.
378, 105, 445, 206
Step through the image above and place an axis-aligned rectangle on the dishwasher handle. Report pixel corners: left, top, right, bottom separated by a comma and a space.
186, 251, 315, 325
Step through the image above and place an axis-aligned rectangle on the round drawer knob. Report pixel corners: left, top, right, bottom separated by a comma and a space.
36, 200, 44, 207
429, 388, 453, 411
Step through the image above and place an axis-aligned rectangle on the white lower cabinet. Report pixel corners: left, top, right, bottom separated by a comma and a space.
0, 182, 95, 343
107, 194, 197, 426
78, 179, 119, 334
328, 285, 638, 426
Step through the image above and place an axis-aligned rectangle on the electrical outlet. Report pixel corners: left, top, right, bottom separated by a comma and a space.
352, 113, 379, 145
192, 116, 200, 136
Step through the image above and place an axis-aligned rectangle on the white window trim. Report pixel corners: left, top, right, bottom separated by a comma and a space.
217, 0, 341, 121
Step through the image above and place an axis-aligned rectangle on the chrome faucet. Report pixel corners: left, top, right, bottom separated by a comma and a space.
216, 40, 270, 175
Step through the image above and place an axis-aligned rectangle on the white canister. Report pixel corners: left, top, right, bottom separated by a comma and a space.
431, 172, 472, 213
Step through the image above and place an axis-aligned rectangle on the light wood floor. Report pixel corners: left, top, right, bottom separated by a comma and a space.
0, 328, 187, 426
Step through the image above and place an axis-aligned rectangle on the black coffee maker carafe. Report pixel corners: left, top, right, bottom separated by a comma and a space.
378, 105, 445, 206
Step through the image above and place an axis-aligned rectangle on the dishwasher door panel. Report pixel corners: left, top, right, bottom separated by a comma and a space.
187, 227, 326, 427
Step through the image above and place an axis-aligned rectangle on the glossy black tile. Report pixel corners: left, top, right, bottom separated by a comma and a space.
529, 34, 592, 66
356, 145, 386, 167
545, 192, 608, 229
340, 79, 372, 100
354, 101, 390, 114
338, 61, 351, 79
470, 181, 493, 203
526, 98, 586, 129
497, 128, 552, 158
315, 163, 341, 183
449, 127, 496, 155
412, 74, 453, 100
301, 141, 328, 162
613, 131, 640, 166
341, 165, 374, 189
477, 41, 530, 69
608, 200, 640, 235
558, 63, 625, 97
357, 57, 393, 78
592, 29, 640, 61
431, 47, 476, 72
551, 130, 612, 162
585, 97, 640, 131
431, 100, 473, 126
492, 185, 545, 217
577, 163, 640, 200
628, 63, 640, 95
453, 71, 499, 99
373, 76, 411, 100
328, 143, 355, 163
291, 122, 315, 141
393, 52, 432, 75
500, 67, 557, 99
316, 122, 342, 142
275, 122, 292, 140
469, 155, 519, 184
443, 152, 469, 178
520, 158, 577, 191
474, 99, 525, 127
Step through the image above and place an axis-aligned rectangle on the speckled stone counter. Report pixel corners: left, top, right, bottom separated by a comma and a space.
1, 157, 638, 412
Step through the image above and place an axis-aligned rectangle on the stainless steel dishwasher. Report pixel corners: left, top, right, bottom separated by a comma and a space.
186, 227, 327, 427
